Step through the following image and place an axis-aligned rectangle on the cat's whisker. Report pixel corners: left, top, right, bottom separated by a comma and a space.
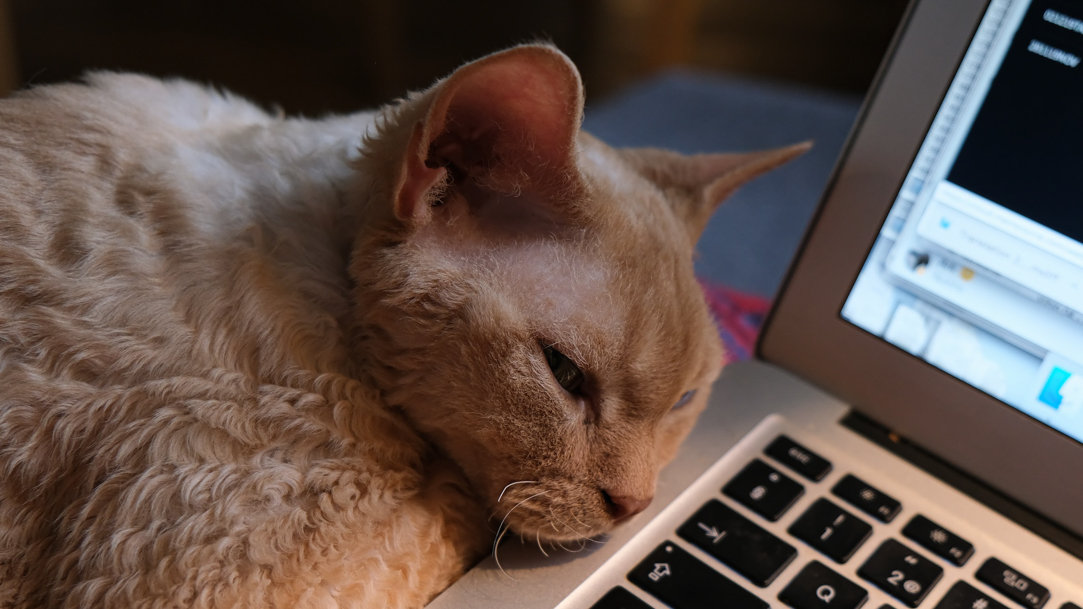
568, 522, 603, 545
486, 481, 539, 534
491, 522, 504, 557
546, 506, 592, 543
566, 535, 595, 553
495, 490, 547, 536
545, 502, 580, 535
546, 506, 566, 535
497, 480, 537, 503
569, 511, 591, 532
535, 531, 549, 558
492, 523, 514, 579
542, 505, 606, 548
492, 490, 548, 580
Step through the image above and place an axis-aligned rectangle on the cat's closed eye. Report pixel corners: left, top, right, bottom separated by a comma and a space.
673, 389, 697, 410
542, 344, 585, 395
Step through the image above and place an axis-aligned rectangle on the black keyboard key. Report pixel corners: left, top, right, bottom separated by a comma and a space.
778, 560, 868, 609
788, 498, 872, 563
935, 581, 1010, 609
976, 557, 1050, 609
858, 539, 943, 607
677, 499, 797, 586
723, 459, 804, 521
590, 587, 652, 609
833, 474, 901, 523
1063, 605, 1083, 609
765, 435, 833, 481
628, 542, 768, 609
902, 515, 974, 566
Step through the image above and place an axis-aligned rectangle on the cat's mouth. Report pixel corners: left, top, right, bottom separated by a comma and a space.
491, 480, 649, 544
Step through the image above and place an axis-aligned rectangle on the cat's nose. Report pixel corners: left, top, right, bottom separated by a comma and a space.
602, 490, 653, 522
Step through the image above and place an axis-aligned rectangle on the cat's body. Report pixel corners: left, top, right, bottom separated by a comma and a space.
0, 46, 804, 608
0, 73, 480, 608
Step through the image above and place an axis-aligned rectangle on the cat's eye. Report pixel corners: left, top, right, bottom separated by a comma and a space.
542, 345, 585, 395
673, 390, 697, 410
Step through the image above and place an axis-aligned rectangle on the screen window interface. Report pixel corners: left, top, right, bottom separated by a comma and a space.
842, 0, 1083, 444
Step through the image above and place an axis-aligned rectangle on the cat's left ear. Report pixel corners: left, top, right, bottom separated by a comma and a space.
394, 44, 584, 226
629, 142, 811, 240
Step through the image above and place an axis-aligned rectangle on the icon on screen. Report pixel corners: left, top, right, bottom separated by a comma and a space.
1038, 367, 1073, 409
907, 251, 930, 275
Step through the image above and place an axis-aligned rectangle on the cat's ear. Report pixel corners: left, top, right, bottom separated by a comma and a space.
394, 44, 584, 226
629, 142, 811, 240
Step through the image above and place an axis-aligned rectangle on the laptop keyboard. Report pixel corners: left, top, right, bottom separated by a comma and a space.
576, 430, 1078, 609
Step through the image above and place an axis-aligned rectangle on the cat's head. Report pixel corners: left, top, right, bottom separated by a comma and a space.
351, 45, 806, 542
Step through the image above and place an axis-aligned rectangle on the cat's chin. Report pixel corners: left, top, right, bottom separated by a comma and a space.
491, 480, 625, 544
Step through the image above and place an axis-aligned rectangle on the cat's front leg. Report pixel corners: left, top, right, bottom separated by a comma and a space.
359, 455, 491, 608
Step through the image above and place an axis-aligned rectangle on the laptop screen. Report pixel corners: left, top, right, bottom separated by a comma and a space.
841, 0, 1083, 444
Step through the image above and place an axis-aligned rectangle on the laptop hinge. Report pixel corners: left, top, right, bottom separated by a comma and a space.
841, 411, 1083, 561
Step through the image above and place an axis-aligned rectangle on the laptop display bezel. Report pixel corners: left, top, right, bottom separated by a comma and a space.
759, 0, 1083, 539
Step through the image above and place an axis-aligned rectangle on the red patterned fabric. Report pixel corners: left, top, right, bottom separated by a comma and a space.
700, 281, 771, 363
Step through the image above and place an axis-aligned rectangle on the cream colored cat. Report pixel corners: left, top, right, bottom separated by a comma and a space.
0, 45, 805, 608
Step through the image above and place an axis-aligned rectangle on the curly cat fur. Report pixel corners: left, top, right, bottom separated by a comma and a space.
0, 46, 804, 607
0, 72, 483, 607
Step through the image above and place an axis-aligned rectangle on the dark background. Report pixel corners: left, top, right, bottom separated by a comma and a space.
0, 0, 907, 114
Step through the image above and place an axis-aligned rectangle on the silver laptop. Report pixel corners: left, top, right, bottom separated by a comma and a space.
429, 0, 1083, 606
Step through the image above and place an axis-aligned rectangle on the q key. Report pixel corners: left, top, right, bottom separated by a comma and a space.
779, 561, 868, 609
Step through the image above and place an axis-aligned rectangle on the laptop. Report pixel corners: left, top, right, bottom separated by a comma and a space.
428, 0, 1083, 607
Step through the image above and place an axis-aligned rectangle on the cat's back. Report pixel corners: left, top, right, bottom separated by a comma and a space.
0, 73, 384, 463
0, 72, 274, 158
0, 73, 373, 376
0, 74, 281, 384
0, 72, 363, 230
0, 73, 279, 291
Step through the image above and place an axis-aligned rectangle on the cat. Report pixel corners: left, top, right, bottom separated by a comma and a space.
0, 44, 806, 608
